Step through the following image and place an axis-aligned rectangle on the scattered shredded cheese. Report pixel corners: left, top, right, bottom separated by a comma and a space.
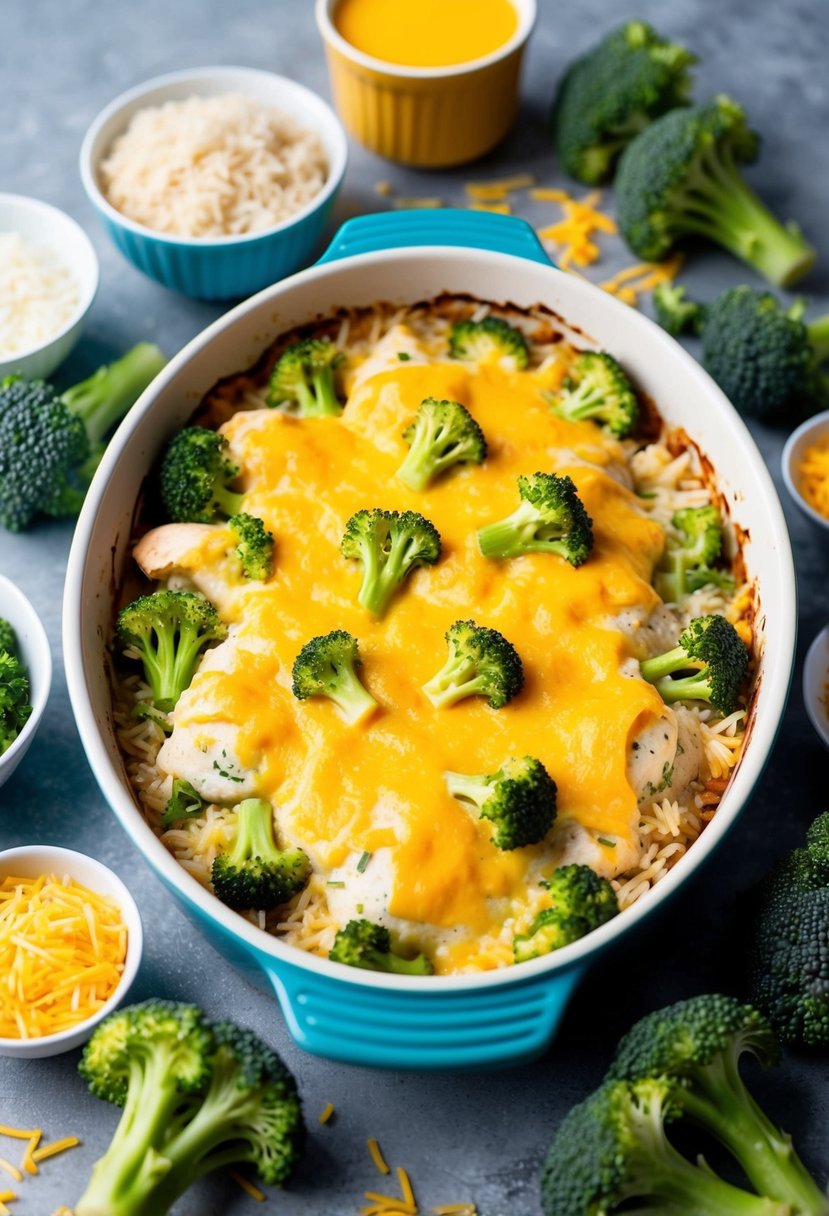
31, 1138, 80, 1164
0, 1161, 21, 1185
230, 1170, 266, 1201
0, 1191, 16, 1215
0, 232, 80, 359
0, 874, 127, 1040
368, 1138, 391, 1175
799, 434, 829, 518
470, 202, 512, 215
392, 198, 443, 210
319, 1102, 335, 1125
536, 190, 617, 268
362, 1140, 476, 1215
600, 255, 683, 307
464, 174, 535, 201
20, 1132, 41, 1176
529, 187, 570, 202
374, 181, 394, 197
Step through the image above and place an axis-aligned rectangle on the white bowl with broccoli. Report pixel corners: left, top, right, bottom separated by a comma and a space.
0, 573, 52, 788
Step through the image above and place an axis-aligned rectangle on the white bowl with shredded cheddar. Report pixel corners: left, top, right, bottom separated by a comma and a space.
0, 845, 142, 1058
782, 409, 829, 532
0, 194, 98, 381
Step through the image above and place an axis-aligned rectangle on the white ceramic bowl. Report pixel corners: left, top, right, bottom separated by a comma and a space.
782, 409, 829, 531
62, 213, 797, 1068
0, 845, 143, 1058
0, 574, 52, 789
79, 67, 348, 300
803, 625, 829, 750
0, 193, 99, 380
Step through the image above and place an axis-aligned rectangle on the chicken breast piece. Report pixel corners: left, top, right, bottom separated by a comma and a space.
133, 523, 245, 615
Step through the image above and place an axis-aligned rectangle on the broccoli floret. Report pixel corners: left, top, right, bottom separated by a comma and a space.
291, 630, 377, 725
550, 21, 696, 185
639, 613, 748, 715
212, 798, 311, 910
163, 778, 207, 827
806, 811, 829, 880
267, 338, 344, 417
541, 1075, 793, 1216
448, 317, 529, 370
341, 508, 442, 617
548, 351, 639, 438
76, 999, 304, 1216
445, 756, 557, 850
329, 918, 433, 976
229, 513, 274, 581
0, 650, 32, 756
396, 397, 487, 492
655, 505, 735, 603
616, 97, 815, 288
477, 472, 594, 565
0, 617, 18, 657
514, 864, 618, 962
116, 590, 227, 713
159, 427, 244, 524
653, 282, 706, 337
608, 994, 829, 1214
422, 619, 523, 710
0, 344, 166, 532
699, 287, 829, 421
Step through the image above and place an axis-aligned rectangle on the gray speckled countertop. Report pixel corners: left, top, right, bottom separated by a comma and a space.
2, 0, 829, 1212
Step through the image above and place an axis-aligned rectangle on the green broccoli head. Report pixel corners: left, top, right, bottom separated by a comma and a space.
652, 282, 706, 337
116, 590, 227, 712
422, 619, 524, 710
448, 317, 530, 371
229, 513, 275, 581
616, 96, 815, 288
291, 629, 377, 725
0, 617, 17, 657
477, 472, 594, 565
267, 338, 344, 417
806, 812, 829, 880
396, 397, 488, 492
550, 21, 697, 185
211, 798, 311, 911
341, 508, 442, 617
514, 864, 618, 962
445, 756, 557, 850
655, 505, 735, 603
328, 918, 433, 976
548, 350, 639, 437
700, 287, 829, 421
160, 427, 244, 524
639, 613, 748, 715
0, 650, 32, 755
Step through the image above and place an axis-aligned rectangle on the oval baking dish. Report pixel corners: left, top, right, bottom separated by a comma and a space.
63, 211, 795, 1069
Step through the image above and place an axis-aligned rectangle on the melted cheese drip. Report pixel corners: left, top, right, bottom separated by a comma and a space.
171, 360, 667, 972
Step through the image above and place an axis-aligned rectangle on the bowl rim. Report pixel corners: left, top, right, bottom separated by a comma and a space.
781, 408, 829, 530
0, 844, 143, 1054
79, 65, 349, 250
0, 572, 53, 774
315, 0, 537, 78
803, 624, 829, 750
63, 244, 796, 994
0, 191, 99, 367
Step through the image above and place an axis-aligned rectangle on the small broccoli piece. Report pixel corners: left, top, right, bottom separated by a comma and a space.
0, 617, 18, 657
116, 590, 227, 713
163, 778, 207, 827
159, 427, 244, 524
639, 613, 748, 715
608, 994, 829, 1214
548, 351, 639, 438
448, 317, 530, 370
514, 864, 618, 962
0, 650, 32, 756
0, 343, 166, 532
229, 513, 274, 581
341, 508, 441, 617
291, 630, 377, 725
445, 756, 557, 850
655, 505, 735, 603
76, 999, 304, 1216
550, 21, 697, 185
477, 472, 594, 566
699, 286, 829, 421
422, 619, 523, 710
267, 338, 344, 417
211, 798, 311, 910
616, 96, 816, 288
329, 918, 433, 976
541, 1075, 793, 1216
396, 397, 487, 492
806, 811, 829, 880
653, 282, 706, 337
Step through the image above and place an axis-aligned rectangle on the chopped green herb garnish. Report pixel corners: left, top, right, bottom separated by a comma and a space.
357, 850, 372, 874
356, 902, 364, 913
326, 880, 346, 889
597, 836, 616, 848
397, 351, 411, 361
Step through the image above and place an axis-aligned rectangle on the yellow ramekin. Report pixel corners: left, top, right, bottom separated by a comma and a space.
315, 0, 536, 168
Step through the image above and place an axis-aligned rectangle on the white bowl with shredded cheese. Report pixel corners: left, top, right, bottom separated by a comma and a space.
0, 845, 142, 1058
0, 194, 98, 381
782, 408, 829, 533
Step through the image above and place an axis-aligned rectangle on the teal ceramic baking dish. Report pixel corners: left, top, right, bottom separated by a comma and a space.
63, 210, 795, 1068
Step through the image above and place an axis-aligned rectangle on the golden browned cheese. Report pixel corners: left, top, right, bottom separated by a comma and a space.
175, 358, 667, 971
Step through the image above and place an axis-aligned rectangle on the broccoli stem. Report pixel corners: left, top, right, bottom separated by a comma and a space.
478, 501, 571, 561
230, 799, 274, 864
558, 381, 607, 421
140, 619, 213, 712
62, 342, 166, 446
639, 644, 697, 682
309, 367, 340, 417
676, 146, 815, 288
807, 314, 829, 365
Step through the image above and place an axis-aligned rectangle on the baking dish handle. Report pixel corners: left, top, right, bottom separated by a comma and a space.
318, 209, 554, 266
263, 958, 586, 1069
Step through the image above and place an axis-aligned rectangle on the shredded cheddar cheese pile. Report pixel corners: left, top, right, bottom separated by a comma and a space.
600, 256, 684, 306
799, 434, 829, 519
0, 874, 127, 1039
361, 1137, 476, 1215
534, 188, 617, 268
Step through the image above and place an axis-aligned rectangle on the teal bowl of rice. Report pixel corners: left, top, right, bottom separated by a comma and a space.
79, 67, 348, 301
